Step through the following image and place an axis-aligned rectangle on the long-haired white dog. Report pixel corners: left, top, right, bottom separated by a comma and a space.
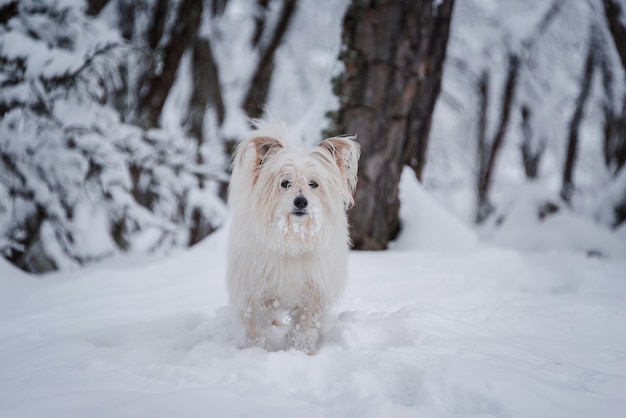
226, 121, 360, 354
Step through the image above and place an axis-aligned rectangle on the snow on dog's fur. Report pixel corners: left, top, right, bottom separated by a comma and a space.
226, 121, 360, 354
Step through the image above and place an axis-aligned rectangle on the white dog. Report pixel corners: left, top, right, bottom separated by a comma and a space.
226, 121, 360, 354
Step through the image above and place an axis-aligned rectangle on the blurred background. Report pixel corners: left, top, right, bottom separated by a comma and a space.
1, 0, 625, 274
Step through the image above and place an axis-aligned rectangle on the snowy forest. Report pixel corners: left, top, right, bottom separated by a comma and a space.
2, 1, 626, 416
1, 0, 625, 272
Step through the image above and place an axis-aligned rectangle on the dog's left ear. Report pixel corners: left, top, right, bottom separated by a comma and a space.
318, 135, 361, 202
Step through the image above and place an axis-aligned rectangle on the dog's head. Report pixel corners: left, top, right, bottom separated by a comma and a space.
229, 123, 360, 255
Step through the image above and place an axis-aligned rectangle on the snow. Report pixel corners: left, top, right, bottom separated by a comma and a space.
2, 172, 625, 417
393, 168, 478, 252
482, 182, 626, 258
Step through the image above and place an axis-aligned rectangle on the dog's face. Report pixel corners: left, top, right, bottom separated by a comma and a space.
230, 132, 360, 255
270, 156, 326, 240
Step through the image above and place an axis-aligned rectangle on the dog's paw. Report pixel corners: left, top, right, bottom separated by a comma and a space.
243, 334, 267, 349
287, 326, 319, 355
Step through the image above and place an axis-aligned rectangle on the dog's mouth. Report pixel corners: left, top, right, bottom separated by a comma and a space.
291, 210, 307, 217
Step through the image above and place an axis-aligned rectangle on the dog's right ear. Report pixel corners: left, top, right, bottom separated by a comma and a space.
253, 136, 283, 166
250, 136, 282, 184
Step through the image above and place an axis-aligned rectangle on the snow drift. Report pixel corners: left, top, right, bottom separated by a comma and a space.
1, 172, 625, 417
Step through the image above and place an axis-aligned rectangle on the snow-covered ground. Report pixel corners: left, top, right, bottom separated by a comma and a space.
1, 172, 626, 418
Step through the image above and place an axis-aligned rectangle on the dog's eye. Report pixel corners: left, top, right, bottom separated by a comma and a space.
308, 180, 319, 189
280, 180, 291, 189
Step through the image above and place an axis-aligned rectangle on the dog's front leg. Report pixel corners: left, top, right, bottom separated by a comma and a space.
286, 290, 323, 354
287, 305, 321, 354
242, 302, 266, 349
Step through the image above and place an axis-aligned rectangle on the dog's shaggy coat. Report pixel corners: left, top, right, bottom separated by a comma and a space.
226, 122, 360, 354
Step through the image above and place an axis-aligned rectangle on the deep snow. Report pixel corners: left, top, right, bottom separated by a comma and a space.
1, 171, 625, 417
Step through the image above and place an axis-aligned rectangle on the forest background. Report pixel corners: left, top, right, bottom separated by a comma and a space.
1, 0, 625, 273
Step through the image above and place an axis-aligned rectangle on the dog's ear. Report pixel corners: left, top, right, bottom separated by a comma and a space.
251, 136, 282, 183
318, 135, 361, 201
253, 136, 282, 166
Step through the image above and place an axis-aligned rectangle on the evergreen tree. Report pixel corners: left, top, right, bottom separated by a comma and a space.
0, 0, 226, 272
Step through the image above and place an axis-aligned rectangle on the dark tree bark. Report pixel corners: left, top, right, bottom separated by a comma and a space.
561, 27, 597, 204
243, 0, 297, 119
602, 93, 626, 175
405, 1, 456, 181
603, 0, 626, 72
476, 54, 520, 223
185, 38, 225, 148
601, 0, 626, 228
147, 0, 169, 50
601, 0, 626, 176
599, 45, 626, 178
117, 1, 135, 42
134, 0, 203, 130
475, 70, 490, 221
251, 0, 271, 48
332, 0, 454, 250
185, 37, 226, 246
514, 0, 558, 183
85, 0, 110, 16
519, 104, 545, 180
210, 0, 229, 17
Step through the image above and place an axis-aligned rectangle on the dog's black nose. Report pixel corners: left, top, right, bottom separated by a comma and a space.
294, 196, 308, 210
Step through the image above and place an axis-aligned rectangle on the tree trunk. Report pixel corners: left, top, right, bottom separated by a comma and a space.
476, 54, 520, 223
85, 0, 110, 16
475, 70, 491, 222
185, 38, 225, 246
603, 0, 626, 72
561, 27, 597, 204
333, 0, 454, 250
243, 0, 297, 119
134, 0, 203, 130
601, 0, 626, 176
405, 0, 455, 181
601, 0, 626, 227
185, 38, 225, 148
519, 104, 545, 180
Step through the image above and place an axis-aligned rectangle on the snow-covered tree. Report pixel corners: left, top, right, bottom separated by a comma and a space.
0, 0, 226, 272
0, 0, 325, 273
